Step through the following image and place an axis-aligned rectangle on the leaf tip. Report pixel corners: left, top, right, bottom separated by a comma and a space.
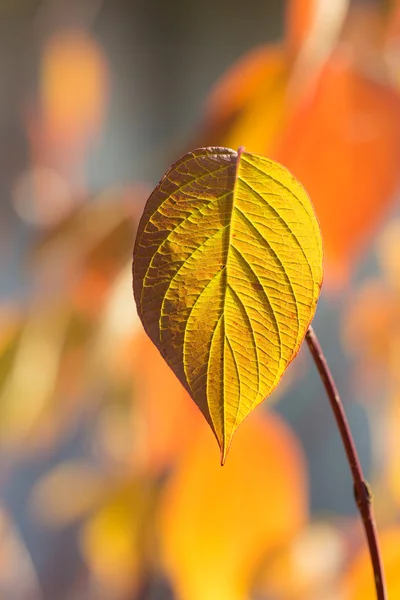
220, 449, 227, 467
220, 434, 233, 466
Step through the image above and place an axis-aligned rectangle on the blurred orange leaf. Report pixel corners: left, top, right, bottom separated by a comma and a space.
253, 521, 346, 600
285, 0, 318, 58
159, 412, 308, 600
285, 0, 349, 67
200, 45, 289, 154
276, 48, 400, 284
342, 279, 399, 381
199, 4, 400, 286
386, 398, 400, 509
39, 29, 108, 153
343, 527, 400, 599
131, 326, 201, 473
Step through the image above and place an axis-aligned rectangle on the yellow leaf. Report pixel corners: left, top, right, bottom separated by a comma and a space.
80, 485, 152, 597
133, 147, 323, 461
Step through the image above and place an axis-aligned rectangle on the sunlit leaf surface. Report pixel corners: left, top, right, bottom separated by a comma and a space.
133, 147, 323, 460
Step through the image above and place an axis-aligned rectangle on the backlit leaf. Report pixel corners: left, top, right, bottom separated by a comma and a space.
133, 147, 323, 460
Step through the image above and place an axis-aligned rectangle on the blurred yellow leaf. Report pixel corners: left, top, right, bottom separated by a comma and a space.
80, 484, 154, 597
0, 304, 69, 449
199, 0, 349, 155
199, 45, 289, 155
377, 218, 400, 292
159, 412, 307, 600
133, 148, 323, 460
0, 307, 21, 356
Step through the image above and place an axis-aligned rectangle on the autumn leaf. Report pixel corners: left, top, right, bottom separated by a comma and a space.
133, 147, 323, 460
197, 3, 400, 285
199, 45, 289, 155
0, 304, 69, 450
198, 0, 349, 153
158, 412, 308, 600
275, 48, 400, 284
285, 0, 318, 58
80, 483, 155, 598
26, 28, 109, 170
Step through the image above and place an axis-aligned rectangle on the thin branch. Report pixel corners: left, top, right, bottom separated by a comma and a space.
305, 325, 387, 600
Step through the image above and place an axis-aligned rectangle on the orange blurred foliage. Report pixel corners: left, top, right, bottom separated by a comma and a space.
200, 44, 288, 155
39, 29, 108, 152
130, 327, 202, 474
159, 412, 307, 600
253, 521, 346, 600
285, 0, 317, 58
276, 48, 400, 285
26, 28, 109, 197
198, 1, 400, 286
343, 527, 400, 599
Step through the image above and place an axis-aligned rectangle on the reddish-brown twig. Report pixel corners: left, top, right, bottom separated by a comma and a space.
305, 325, 387, 600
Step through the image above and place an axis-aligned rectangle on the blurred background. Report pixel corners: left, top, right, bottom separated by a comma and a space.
1, 0, 400, 598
